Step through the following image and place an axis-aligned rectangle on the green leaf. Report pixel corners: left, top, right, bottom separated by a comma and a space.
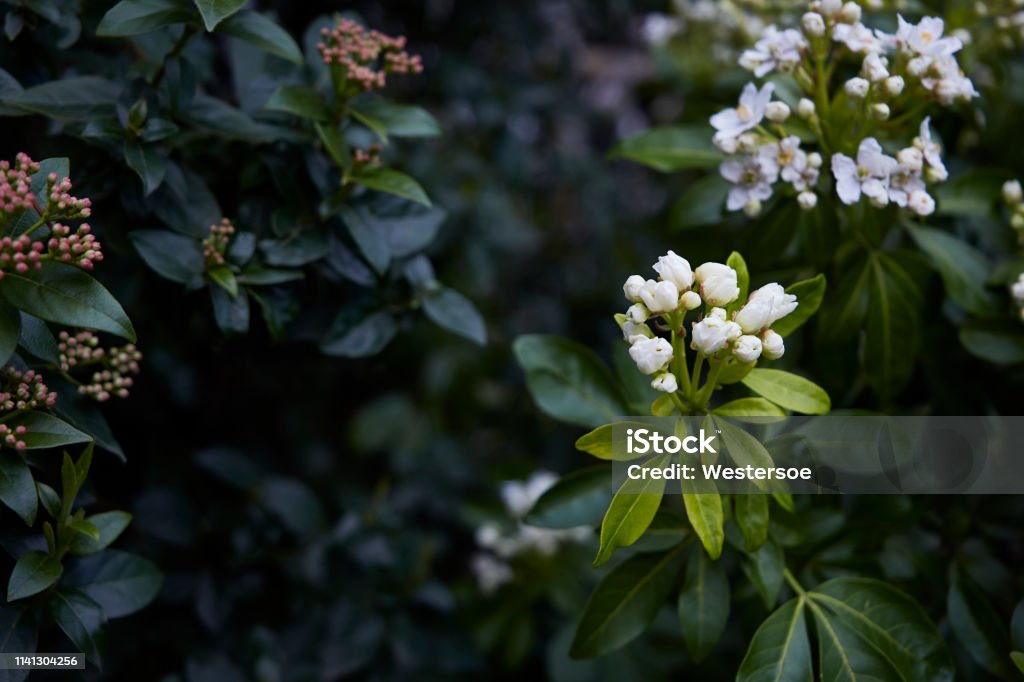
69, 519, 101, 542
0, 606, 38, 660
717, 356, 754, 385
608, 126, 720, 172
266, 85, 330, 121
678, 547, 730, 662
0, 299, 19, 366
593, 453, 670, 567
727, 252, 750, 311
259, 478, 324, 537
1012, 652, 1024, 674
570, 545, 685, 658
349, 100, 441, 138
513, 335, 629, 429
0, 451, 36, 526
772, 274, 826, 337
906, 225, 995, 315
681, 477, 724, 559
16, 313, 59, 365
36, 482, 61, 519
421, 287, 487, 345
209, 286, 249, 333
64, 550, 163, 618
959, 323, 1024, 364
669, 174, 730, 230
1, 77, 119, 120
741, 369, 830, 415
948, 567, 1015, 678
347, 107, 389, 141
130, 230, 204, 284
49, 589, 105, 667
353, 166, 431, 207
192, 0, 245, 30
219, 10, 303, 64
736, 598, 813, 682
7, 412, 91, 450
864, 255, 921, 400
715, 419, 780, 492
259, 231, 329, 267
236, 268, 304, 285
123, 143, 166, 196
7, 551, 61, 601
338, 204, 390, 274
0, 262, 135, 341
69, 512, 132, 555
735, 493, 769, 552
574, 422, 657, 461
206, 266, 238, 297
818, 258, 871, 342
320, 311, 396, 357
713, 398, 785, 418
744, 538, 785, 608
96, 0, 192, 37
315, 121, 350, 166
525, 465, 612, 529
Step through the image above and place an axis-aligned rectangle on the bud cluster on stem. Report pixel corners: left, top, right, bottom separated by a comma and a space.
58, 330, 142, 402
317, 19, 423, 96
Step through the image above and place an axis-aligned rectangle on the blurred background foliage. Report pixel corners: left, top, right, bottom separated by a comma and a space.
2, 0, 1024, 680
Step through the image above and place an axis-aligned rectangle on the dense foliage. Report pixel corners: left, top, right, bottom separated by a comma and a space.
1, 0, 1023, 680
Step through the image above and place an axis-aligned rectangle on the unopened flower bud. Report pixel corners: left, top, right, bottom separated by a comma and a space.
623, 274, 646, 302
807, 152, 823, 169
765, 101, 791, 123
653, 250, 694, 290
797, 98, 816, 119
762, 330, 785, 360
839, 2, 862, 23
629, 337, 673, 374
738, 133, 759, 152
883, 75, 905, 96
844, 77, 870, 99
862, 53, 888, 82
925, 165, 948, 183
651, 372, 678, 393
743, 198, 763, 217
1012, 212, 1024, 231
715, 135, 740, 154
640, 279, 680, 313
798, 191, 818, 210
733, 335, 763, 364
907, 56, 929, 77
821, 0, 842, 17
626, 303, 649, 324
908, 191, 936, 216
802, 12, 826, 37
681, 290, 702, 310
695, 263, 741, 307
869, 103, 890, 120
1003, 179, 1023, 205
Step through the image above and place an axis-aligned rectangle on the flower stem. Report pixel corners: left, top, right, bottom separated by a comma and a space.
689, 352, 704, 402
696, 358, 724, 408
672, 329, 692, 398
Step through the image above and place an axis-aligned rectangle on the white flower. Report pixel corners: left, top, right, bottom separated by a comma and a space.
883, 75, 905, 96
681, 290, 702, 310
797, 98, 816, 118
862, 53, 889, 82
623, 274, 646, 302
1003, 180, 1023, 205
695, 262, 741, 306
744, 199, 762, 217
639, 279, 680, 313
798, 191, 818, 210
629, 336, 673, 374
735, 282, 798, 332
802, 12, 826, 37
831, 137, 898, 206
626, 303, 649, 324
501, 471, 558, 518
715, 135, 740, 154
772, 136, 818, 191
476, 524, 501, 549
913, 117, 948, 181
653, 250, 694, 290
739, 26, 807, 77
622, 320, 652, 344
709, 307, 727, 321
896, 147, 923, 173
1012, 274, 1024, 302
869, 103, 890, 120
844, 77, 870, 99
651, 372, 678, 393
733, 335, 763, 363
765, 101, 791, 123
888, 162, 926, 208
641, 13, 681, 46
720, 153, 779, 213
471, 554, 513, 594
710, 82, 775, 143
907, 190, 936, 216
921, 55, 978, 104
895, 15, 963, 60
762, 329, 785, 359
691, 315, 742, 355
833, 22, 882, 53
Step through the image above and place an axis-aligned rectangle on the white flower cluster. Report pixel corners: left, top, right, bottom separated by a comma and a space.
1003, 179, 1024, 243
830, 118, 944, 215
711, 83, 822, 216
471, 471, 591, 595
620, 253, 798, 387
1012, 273, 1024, 322
713, 2, 978, 218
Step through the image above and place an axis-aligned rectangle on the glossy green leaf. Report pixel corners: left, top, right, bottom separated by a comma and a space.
49, 589, 105, 667
7, 412, 91, 450
575, 422, 658, 461
593, 456, 669, 567
207, 266, 238, 297
321, 311, 396, 357
219, 11, 303, 64
727, 251, 749, 311
0, 299, 19, 366
948, 567, 1015, 678
69, 512, 132, 555
736, 598, 813, 682
96, 0, 192, 37
209, 285, 249, 333
743, 538, 785, 608
513, 335, 628, 429
65, 550, 163, 618
69, 519, 101, 542
353, 166, 431, 207
0, 452, 36, 526
570, 545, 685, 658
959, 323, 1024, 364
907, 225, 995, 315
266, 85, 330, 121
422, 287, 487, 345
772, 274, 826, 337
678, 547, 730, 662
741, 369, 830, 415
713, 398, 785, 418
124, 143, 166, 195
864, 255, 921, 400
735, 493, 769, 552
0, 77, 119, 120
525, 465, 612, 529
7, 551, 61, 601
681, 476, 724, 559
818, 258, 871, 342
0, 262, 135, 341
608, 126, 720, 172
130, 230, 204, 284
192, 0, 245, 30
349, 100, 441, 138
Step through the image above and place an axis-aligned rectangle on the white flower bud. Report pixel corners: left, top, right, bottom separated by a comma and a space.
733, 335, 763, 364
681, 290, 702, 310
821, 0, 842, 17
1003, 179, 1023, 205
1012, 274, 1024, 302
907, 56, 930, 77
797, 98, 817, 119
626, 303, 649, 324
653, 250, 694, 290
883, 75, 905, 96
807, 152, 823, 169
629, 337, 673, 374
709, 307, 727, 321
714, 135, 740, 154
734, 282, 799, 333
1013, 212, 1024, 231
908, 190, 936, 216
738, 132, 759, 152
762, 330, 785, 360
869, 191, 890, 208
765, 101, 791, 123
802, 12, 826, 37
864, 0, 882, 9
798, 191, 818, 210
839, 2, 862, 23
844, 77, 870, 99
862, 54, 888, 82
743, 198, 763, 217
690, 316, 742, 355
695, 262, 740, 307
623, 274, 646, 302
925, 165, 948, 183
869, 103, 890, 120
651, 372, 678, 393
622, 320, 652, 344
897, 147, 923, 173
639, 279, 680, 313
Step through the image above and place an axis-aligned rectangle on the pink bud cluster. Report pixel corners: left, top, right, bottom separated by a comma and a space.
44, 173, 91, 220
354, 144, 382, 166
0, 235, 45, 279
57, 329, 103, 371
58, 330, 142, 401
0, 424, 29, 451
0, 366, 57, 413
317, 19, 423, 92
48, 223, 103, 271
202, 218, 235, 268
0, 153, 39, 218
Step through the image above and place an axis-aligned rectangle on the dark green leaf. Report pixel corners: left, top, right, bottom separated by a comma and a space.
206, 266, 238, 297
210, 286, 249, 333
192, 0, 245, 30
864, 255, 921, 400
49, 589, 105, 667
772, 274, 827, 337
69, 512, 132, 555
0, 299, 19, 366
736, 598, 813, 682
259, 231, 329, 267
96, 0, 192, 37
123, 143, 166, 196
265, 85, 330, 121
320, 311, 396, 357
735, 493, 769, 552
259, 478, 324, 537
1, 77, 119, 120
219, 11, 303, 64
235, 268, 304, 285
678, 547, 730, 662
681, 476, 724, 559
947, 567, 1015, 678
353, 166, 431, 207
349, 100, 441, 138
69, 520, 101, 542
65, 550, 162, 619
338, 205, 390, 274
608, 126, 720, 172
594, 453, 670, 566
16, 314, 59, 365
959, 323, 1024, 364
0, 452, 36, 526
422, 287, 487, 345
7, 412, 91, 450
525, 465, 612, 529
907, 225, 995, 315
7, 551, 61, 601
130, 230, 204, 284
743, 538, 785, 608
669, 175, 730, 229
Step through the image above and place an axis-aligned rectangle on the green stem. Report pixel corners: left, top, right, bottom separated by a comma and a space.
784, 567, 807, 596
672, 329, 692, 398
696, 358, 725, 408
20, 216, 47, 237
813, 49, 833, 157
151, 23, 199, 88
689, 352, 704, 402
